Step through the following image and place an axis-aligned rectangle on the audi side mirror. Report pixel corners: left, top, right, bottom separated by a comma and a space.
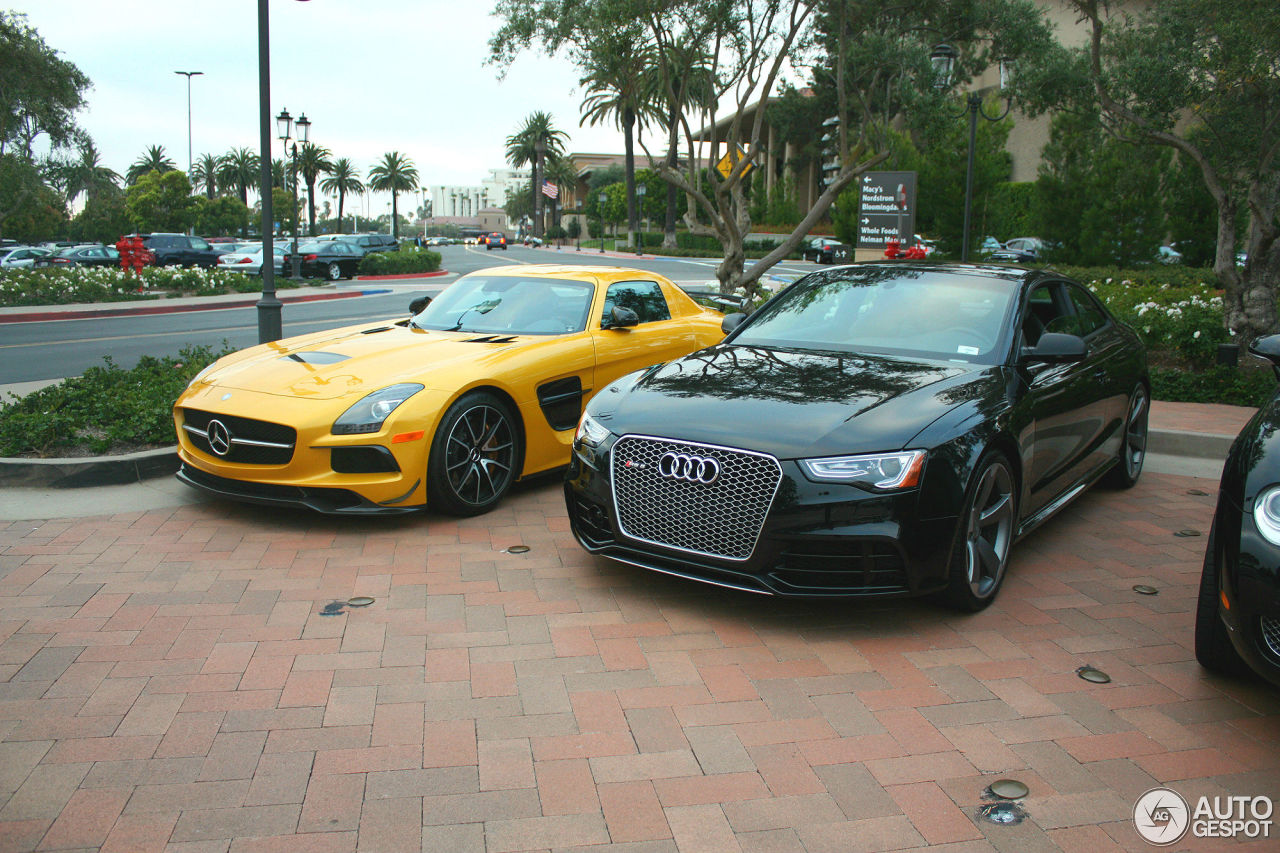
1249, 334, 1280, 379
1021, 332, 1087, 364
722, 312, 749, 334
606, 305, 639, 329
409, 295, 431, 315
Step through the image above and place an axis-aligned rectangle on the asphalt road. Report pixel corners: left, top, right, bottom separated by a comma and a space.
0, 244, 812, 385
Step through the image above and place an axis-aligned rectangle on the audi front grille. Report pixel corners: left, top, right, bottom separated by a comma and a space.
610, 435, 782, 561
180, 408, 296, 465
1262, 616, 1280, 660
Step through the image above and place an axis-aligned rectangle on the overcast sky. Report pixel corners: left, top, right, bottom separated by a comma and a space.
15, 0, 629, 214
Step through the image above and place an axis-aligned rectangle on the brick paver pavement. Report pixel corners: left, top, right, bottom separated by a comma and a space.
1, 470, 1278, 852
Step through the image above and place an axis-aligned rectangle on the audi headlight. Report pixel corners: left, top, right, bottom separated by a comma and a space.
800, 449, 926, 490
1253, 486, 1280, 545
575, 411, 612, 447
332, 383, 423, 435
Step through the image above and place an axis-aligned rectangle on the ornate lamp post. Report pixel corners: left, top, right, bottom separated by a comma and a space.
635, 183, 647, 255
598, 192, 607, 253
931, 44, 1013, 262
276, 108, 310, 280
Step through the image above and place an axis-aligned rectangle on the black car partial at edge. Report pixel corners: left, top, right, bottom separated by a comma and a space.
565, 262, 1149, 610
1196, 335, 1280, 687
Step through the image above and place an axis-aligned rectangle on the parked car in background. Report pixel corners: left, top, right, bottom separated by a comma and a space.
989, 237, 1048, 263
1196, 335, 1280, 688
486, 232, 508, 250
173, 265, 728, 517
33, 244, 120, 268
980, 236, 1004, 254
216, 243, 287, 276
281, 240, 363, 280
341, 233, 398, 255
801, 237, 846, 264
142, 233, 222, 268
1156, 245, 1184, 265
566, 262, 1150, 610
0, 246, 51, 269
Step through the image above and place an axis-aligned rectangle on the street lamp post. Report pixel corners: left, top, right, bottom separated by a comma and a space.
173, 70, 203, 176
254, 0, 280, 343
575, 200, 582, 251
276, 108, 310, 280
598, 192, 607, 253
635, 183, 647, 255
931, 44, 1013, 263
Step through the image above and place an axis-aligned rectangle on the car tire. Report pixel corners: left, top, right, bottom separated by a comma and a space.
1194, 525, 1252, 677
326, 262, 342, 281
1105, 383, 1148, 488
944, 450, 1018, 611
427, 391, 522, 517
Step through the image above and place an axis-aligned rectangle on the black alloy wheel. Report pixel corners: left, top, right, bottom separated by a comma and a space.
946, 451, 1017, 611
1106, 383, 1148, 488
427, 391, 521, 516
327, 262, 342, 281
1194, 525, 1251, 677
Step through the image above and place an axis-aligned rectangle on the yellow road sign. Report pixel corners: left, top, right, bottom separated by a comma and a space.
715, 146, 753, 179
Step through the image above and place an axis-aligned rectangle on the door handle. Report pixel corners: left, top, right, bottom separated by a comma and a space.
1093, 369, 1108, 380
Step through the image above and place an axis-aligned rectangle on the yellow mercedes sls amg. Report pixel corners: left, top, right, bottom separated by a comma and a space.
174, 265, 726, 515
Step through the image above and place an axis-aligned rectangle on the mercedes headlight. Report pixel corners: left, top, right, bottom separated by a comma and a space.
332, 383, 423, 435
1253, 486, 1280, 545
575, 411, 613, 447
800, 449, 926, 490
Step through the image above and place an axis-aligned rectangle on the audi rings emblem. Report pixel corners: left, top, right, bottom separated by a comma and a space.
658, 451, 720, 484
206, 419, 233, 457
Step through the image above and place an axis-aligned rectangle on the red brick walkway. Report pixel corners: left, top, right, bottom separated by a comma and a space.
2, 471, 1278, 852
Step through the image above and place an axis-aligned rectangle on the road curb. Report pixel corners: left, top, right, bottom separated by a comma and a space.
0, 427, 1236, 491
0, 288, 390, 324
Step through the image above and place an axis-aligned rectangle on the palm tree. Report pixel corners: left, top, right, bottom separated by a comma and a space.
126, 145, 176, 185
62, 138, 120, 205
505, 111, 568, 238
191, 153, 221, 199
542, 152, 577, 234
367, 152, 418, 239
579, 32, 659, 249
217, 147, 259, 207
647, 38, 717, 248
320, 158, 364, 233
296, 142, 333, 236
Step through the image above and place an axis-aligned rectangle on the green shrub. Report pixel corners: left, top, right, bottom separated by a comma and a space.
0, 343, 234, 457
0, 266, 296, 306
357, 249, 442, 276
1150, 365, 1274, 408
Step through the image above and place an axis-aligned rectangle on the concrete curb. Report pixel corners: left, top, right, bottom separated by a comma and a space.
0, 288, 395, 324
0, 427, 1236, 491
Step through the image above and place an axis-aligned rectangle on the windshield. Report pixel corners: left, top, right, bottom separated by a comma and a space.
412, 274, 595, 336
733, 268, 1017, 365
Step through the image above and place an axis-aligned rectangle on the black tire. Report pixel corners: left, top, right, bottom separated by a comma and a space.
326, 262, 342, 281
1194, 526, 1252, 676
944, 451, 1018, 611
1106, 383, 1148, 488
427, 391, 522, 516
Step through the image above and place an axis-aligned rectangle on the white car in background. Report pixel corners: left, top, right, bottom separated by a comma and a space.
0, 246, 51, 268
215, 243, 287, 275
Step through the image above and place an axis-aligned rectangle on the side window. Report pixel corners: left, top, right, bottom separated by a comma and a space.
1023, 283, 1077, 345
1067, 285, 1107, 336
602, 281, 671, 325
191, 237, 211, 250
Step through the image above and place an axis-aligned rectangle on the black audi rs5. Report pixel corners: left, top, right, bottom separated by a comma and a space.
565, 262, 1149, 610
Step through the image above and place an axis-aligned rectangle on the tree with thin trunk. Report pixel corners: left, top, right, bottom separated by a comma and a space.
368, 152, 418, 240
505, 112, 568, 238
542, 152, 578, 233
296, 142, 333, 236
216, 147, 259, 207
60, 136, 119, 206
320, 158, 364, 233
191, 152, 220, 199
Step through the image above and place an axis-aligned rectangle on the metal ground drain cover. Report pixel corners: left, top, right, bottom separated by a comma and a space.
988, 779, 1029, 800
506, 545, 530, 554
1187, 489, 1209, 496
347, 596, 375, 607
1077, 665, 1111, 683
1133, 584, 1159, 595
1175, 529, 1201, 537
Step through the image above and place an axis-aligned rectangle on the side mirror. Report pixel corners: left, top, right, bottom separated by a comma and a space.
606, 305, 639, 329
1249, 334, 1280, 378
722, 312, 749, 334
1021, 332, 1086, 364
409, 295, 431, 315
